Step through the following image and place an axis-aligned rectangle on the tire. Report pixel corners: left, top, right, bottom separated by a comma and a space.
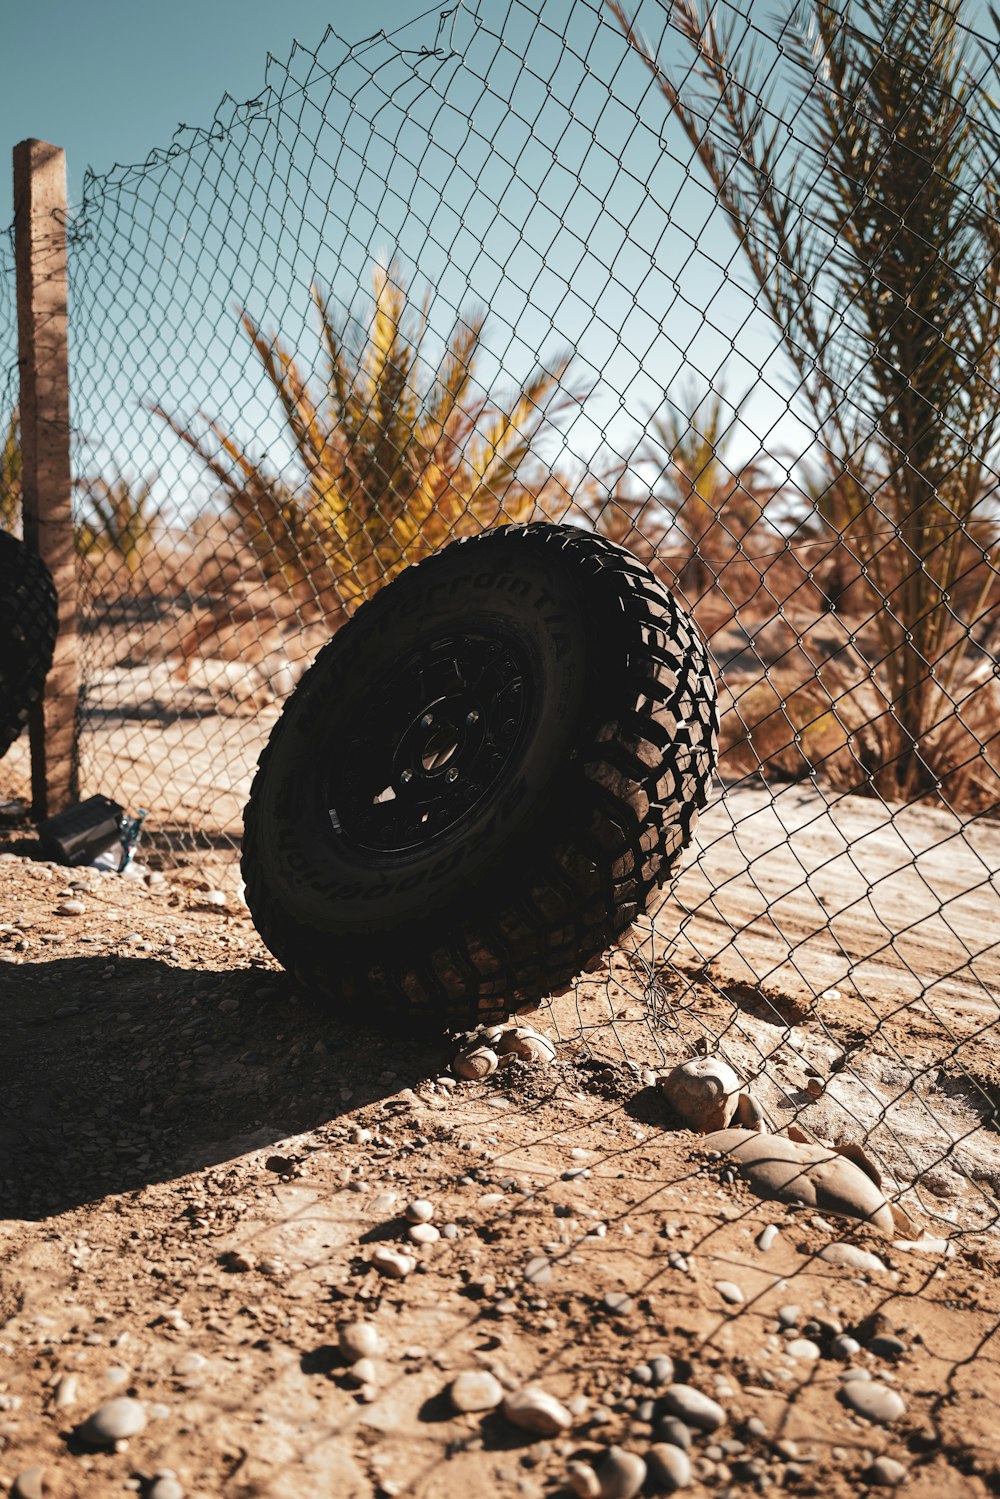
0, 530, 58, 762
242, 522, 718, 1026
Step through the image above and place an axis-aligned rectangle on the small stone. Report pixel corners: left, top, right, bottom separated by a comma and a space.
56, 899, 86, 915
831, 1334, 862, 1358
777, 1305, 800, 1328
453, 1046, 499, 1080
647, 1443, 693, 1491
820, 1243, 886, 1274
602, 1292, 633, 1316
496, 1026, 556, 1063
653, 1415, 692, 1449
524, 1255, 554, 1286
840, 1381, 906, 1424
503, 1385, 573, 1435
148, 1478, 185, 1499
54, 1371, 79, 1408
405, 1199, 434, 1223
868, 1457, 907, 1486
339, 1321, 382, 1361
714, 1281, 744, 1305
78, 1395, 147, 1445
450, 1370, 505, 1413
648, 1355, 674, 1386
409, 1222, 440, 1245
631, 1363, 653, 1385
595, 1445, 647, 1498
735, 1093, 765, 1129
346, 1357, 377, 1387
869, 1335, 907, 1359
567, 1461, 602, 1498
786, 1339, 821, 1360
659, 1386, 726, 1432
659, 1057, 741, 1132
371, 1246, 415, 1279
201, 888, 227, 906
13, 1471, 48, 1499
755, 1225, 779, 1251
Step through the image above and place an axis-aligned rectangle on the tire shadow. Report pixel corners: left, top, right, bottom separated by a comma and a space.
0, 955, 445, 1219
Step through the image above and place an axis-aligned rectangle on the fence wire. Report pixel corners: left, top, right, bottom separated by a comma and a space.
2, 0, 999, 1236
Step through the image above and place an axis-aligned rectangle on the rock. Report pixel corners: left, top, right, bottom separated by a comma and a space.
409, 1222, 440, 1245
701, 1129, 895, 1233
524, 1255, 554, 1286
450, 1369, 504, 1413
819, 1242, 886, 1273
734, 1093, 765, 1130
503, 1385, 573, 1435
13, 1471, 49, 1499
339, 1321, 382, 1360
648, 1355, 674, 1386
453, 1046, 499, 1080
755, 1225, 779, 1251
346, 1357, 377, 1386
830, 1334, 862, 1358
714, 1281, 744, 1305
149, 1478, 186, 1499
647, 1443, 693, 1491
659, 1057, 741, 1132
833, 1141, 882, 1187
568, 1462, 602, 1498
595, 1446, 647, 1498
78, 1395, 147, 1445
777, 1305, 800, 1328
371, 1246, 415, 1279
868, 1457, 907, 1486
602, 1292, 633, 1316
786, 1339, 821, 1360
653, 1416, 692, 1449
840, 1381, 906, 1424
53, 1371, 79, 1408
405, 1199, 434, 1223
659, 1386, 726, 1432
496, 1026, 556, 1063
869, 1334, 907, 1359
56, 899, 85, 916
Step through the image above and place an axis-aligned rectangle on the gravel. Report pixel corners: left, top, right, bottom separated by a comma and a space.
840, 1381, 907, 1423
658, 1386, 727, 1432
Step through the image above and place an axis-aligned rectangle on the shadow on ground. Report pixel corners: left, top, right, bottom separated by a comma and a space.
0, 955, 445, 1219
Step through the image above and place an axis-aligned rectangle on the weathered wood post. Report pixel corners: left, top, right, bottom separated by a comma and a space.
14, 138, 79, 817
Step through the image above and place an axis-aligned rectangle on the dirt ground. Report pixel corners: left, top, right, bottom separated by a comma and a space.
1, 849, 999, 1498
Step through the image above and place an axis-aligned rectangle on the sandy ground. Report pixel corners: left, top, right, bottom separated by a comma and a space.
1, 852, 1000, 1498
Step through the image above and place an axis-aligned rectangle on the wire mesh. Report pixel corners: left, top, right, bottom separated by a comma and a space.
2, 0, 999, 1235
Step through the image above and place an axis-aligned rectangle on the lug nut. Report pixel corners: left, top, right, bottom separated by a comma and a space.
400, 769, 413, 784
466, 709, 480, 726
445, 767, 459, 783
420, 712, 434, 728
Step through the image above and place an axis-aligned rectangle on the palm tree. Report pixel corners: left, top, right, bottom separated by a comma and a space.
0, 409, 20, 536
154, 256, 578, 626
611, 0, 1000, 804
75, 473, 159, 573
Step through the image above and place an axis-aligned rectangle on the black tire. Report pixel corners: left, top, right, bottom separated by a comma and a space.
242, 522, 718, 1026
0, 530, 59, 763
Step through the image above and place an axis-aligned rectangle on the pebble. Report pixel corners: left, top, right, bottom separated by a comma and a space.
77, 1395, 147, 1445
659, 1056, 741, 1131
503, 1385, 573, 1435
409, 1223, 440, 1245
755, 1225, 779, 1252
714, 1281, 744, 1305
602, 1292, 633, 1316
53, 1371, 79, 1408
12, 1471, 48, 1499
201, 889, 227, 906
568, 1462, 602, 1498
56, 899, 86, 915
868, 1457, 908, 1486
869, 1335, 908, 1359
819, 1243, 886, 1273
831, 1334, 862, 1358
595, 1446, 646, 1498
648, 1355, 674, 1386
654, 1416, 691, 1450
371, 1246, 414, 1279
525, 1256, 554, 1286
149, 1478, 186, 1499
453, 1046, 499, 1079
406, 1199, 434, 1223
840, 1381, 906, 1423
786, 1339, 821, 1360
346, 1357, 377, 1387
449, 1370, 504, 1413
496, 1026, 556, 1063
659, 1386, 726, 1432
647, 1443, 693, 1491
735, 1093, 765, 1129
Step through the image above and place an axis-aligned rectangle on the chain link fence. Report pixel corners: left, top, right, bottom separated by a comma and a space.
2, 0, 999, 1236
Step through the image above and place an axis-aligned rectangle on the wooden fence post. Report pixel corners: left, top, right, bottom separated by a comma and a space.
14, 138, 79, 817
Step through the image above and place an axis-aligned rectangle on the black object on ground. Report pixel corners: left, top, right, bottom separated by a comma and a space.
0, 529, 58, 762
38, 793, 125, 865
242, 523, 718, 1025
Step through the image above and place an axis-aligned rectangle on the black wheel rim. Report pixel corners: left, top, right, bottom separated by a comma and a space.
326, 628, 533, 854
